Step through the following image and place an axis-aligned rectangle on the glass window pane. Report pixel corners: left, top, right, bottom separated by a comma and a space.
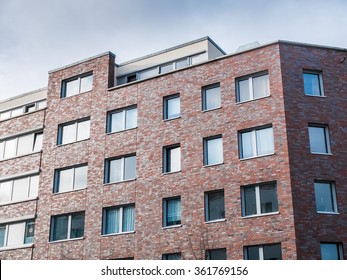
52, 215, 68, 241
124, 156, 136, 180
169, 147, 181, 172
11, 107, 23, 117
125, 108, 137, 129
245, 246, 260, 260
263, 244, 282, 260
58, 168, 74, 192
74, 166, 88, 190
111, 111, 124, 132
24, 221, 35, 244
191, 53, 205, 64
7, 223, 25, 247
25, 104, 36, 113
4, 138, 17, 158
77, 120, 90, 141
0, 226, 6, 247
321, 243, 340, 260
105, 208, 119, 234
17, 134, 34, 155
29, 175, 39, 198
109, 158, 122, 183
253, 74, 269, 99
207, 191, 225, 221
304, 73, 321, 96
241, 131, 253, 158
61, 123, 77, 144
206, 137, 223, 165
33, 133, 43, 152
139, 67, 157, 79
260, 183, 278, 214
80, 75, 93, 93
238, 79, 250, 102
70, 213, 84, 238
37, 100, 47, 109
309, 126, 328, 153
207, 249, 227, 260
243, 187, 256, 216
166, 198, 181, 226
0, 111, 11, 120
166, 97, 180, 119
256, 127, 274, 156
12, 177, 30, 201
0, 141, 4, 159
0, 181, 13, 203
160, 63, 173, 74
175, 58, 188, 69
314, 182, 334, 212
122, 206, 135, 232
65, 79, 79, 97
204, 86, 221, 110
163, 253, 181, 260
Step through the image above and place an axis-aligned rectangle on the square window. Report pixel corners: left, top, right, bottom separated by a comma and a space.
314, 182, 338, 213
163, 145, 181, 173
308, 125, 330, 154
320, 243, 344, 260
244, 243, 282, 260
62, 73, 93, 98
163, 197, 181, 227
205, 248, 227, 260
105, 155, 136, 183
107, 106, 137, 133
236, 73, 269, 102
50, 212, 85, 242
204, 136, 223, 166
58, 118, 90, 145
202, 84, 221, 111
54, 165, 88, 193
303, 71, 324, 96
162, 253, 181, 260
205, 190, 225, 222
164, 94, 180, 120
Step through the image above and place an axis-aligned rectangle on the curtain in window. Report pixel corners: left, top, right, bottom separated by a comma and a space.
106, 208, 119, 234
167, 198, 181, 225
122, 206, 135, 232
241, 131, 253, 158
256, 127, 274, 155
205, 87, 220, 110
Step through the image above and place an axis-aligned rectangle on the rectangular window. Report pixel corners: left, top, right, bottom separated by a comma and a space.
205, 190, 225, 222
239, 126, 274, 159
0, 175, 39, 204
244, 243, 282, 260
205, 248, 227, 260
320, 243, 344, 260
162, 253, 181, 260
58, 118, 90, 145
102, 204, 135, 235
303, 71, 324, 96
203, 136, 223, 166
50, 212, 85, 242
242, 182, 278, 217
163, 197, 181, 227
62, 73, 93, 98
163, 94, 180, 120
202, 84, 221, 111
105, 155, 136, 183
163, 145, 181, 173
236, 72, 270, 103
107, 106, 137, 133
308, 125, 331, 154
54, 165, 88, 193
314, 181, 338, 213
0, 220, 35, 248
0, 100, 46, 121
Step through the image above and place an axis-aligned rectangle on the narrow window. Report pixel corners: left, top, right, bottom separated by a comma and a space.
203, 136, 223, 166
236, 72, 269, 102
163, 145, 181, 173
202, 84, 221, 111
314, 181, 338, 213
163, 197, 181, 227
105, 155, 136, 183
164, 94, 180, 120
303, 71, 324, 96
308, 125, 331, 154
205, 190, 225, 222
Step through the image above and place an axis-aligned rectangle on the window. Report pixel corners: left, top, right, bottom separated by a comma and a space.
50, 212, 85, 242
162, 253, 181, 260
314, 181, 338, 213
239, 126, 274, 159
236, 72, 270, 102
61, 73, 93, 98
203, 136, 223, 166
308, 125, 331, 154
202, 84, 221, 111
163, 94, 180, 120
58, 118, 90, 145
242, 182, 278, 217
102, 205, 135, 235
163, 145, 181, 173
54, 165, 88, 193
303, 71, 324, 96
163, 197, 181, 227
0, 220, 35, 248
0, 132, 43, 160
244, 243, 282, 260
205, 248, 227, 260
107, 106, 137, 133
0, 100, 47, 121
104, 155, 136, 183
0, 175, 39, 204
320, 243, 344, 260
205, 190, 225, 222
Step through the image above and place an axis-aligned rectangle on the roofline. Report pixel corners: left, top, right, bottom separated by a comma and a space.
116, 36, 226, 67
277, 40, 347, 52
48, 51, 116, 74
0, 87, 47, 104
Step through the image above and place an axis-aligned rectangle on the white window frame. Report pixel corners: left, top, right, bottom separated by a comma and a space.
107, 106, 137, 133
50, 212, 85, 242
308, 124, 331, 154
102, 204, 135, 236
61, 72, 93, 98
314, 181, 338, 214
303, 70, 324, 97
105, 155, 136, 184
54, 164, 88, 193
236, 72, 270, 103
0, 220, 35, 249
58, 118, 90, 145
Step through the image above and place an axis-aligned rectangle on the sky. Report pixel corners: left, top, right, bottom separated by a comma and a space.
0, 0, 346, 101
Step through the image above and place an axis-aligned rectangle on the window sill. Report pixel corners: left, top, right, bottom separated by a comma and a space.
240, 152, 275, 161
203, 162, 224, 168
205, 218, 226, 224
310, 152, 333, 156
317, 211, 339, 215
102, 231, 135, 237
304, 94, 326, 98
106, 127, 138, 135
162, 170, 181, 176
162, 224, 182, 230
0, 151, 42, 162
57, 138, 90, 147
202, 106, 222, 113
163, 116, 181, 122
0, 243, 34, 252
53, 188, 87, 195
236, 95, 271, 105
104, 178, 137, 186
49, 237, 84, 244
0, 197, 38, 206
242, 211, 280, 219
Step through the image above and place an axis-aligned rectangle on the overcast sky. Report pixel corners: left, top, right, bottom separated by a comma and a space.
0, 0, 346, 101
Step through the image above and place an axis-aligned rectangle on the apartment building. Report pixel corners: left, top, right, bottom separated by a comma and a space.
0, 37, 346, 260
